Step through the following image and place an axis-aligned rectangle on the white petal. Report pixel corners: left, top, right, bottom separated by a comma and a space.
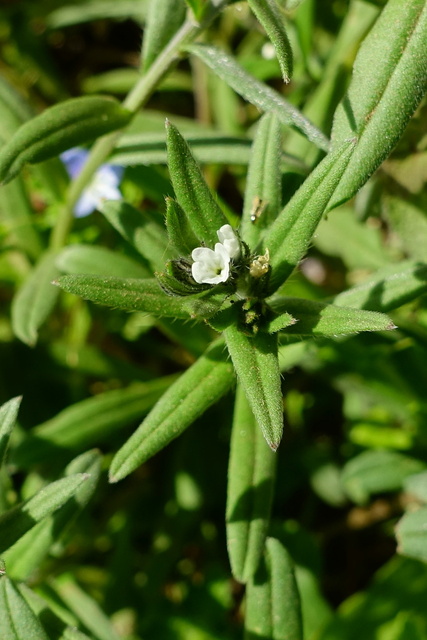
217, 224, 240, 259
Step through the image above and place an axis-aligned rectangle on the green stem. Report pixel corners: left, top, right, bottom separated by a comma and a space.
49, 15, 202, 250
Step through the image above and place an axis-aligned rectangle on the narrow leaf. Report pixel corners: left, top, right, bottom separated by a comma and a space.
4, 451, 102, 581
187, 43, 330, 151
333, 261, 427, 312
142, 0, 186, 71
1, 176, 44, 260
0, 397, 22, 468
99, 200, 172, 272
341, 450, 426, 505
269, 297, 396, 336
165, 197, 200, 256
0, 474, 89, 555
329, 0, 427, 208
245, 537, 303, 640
0, 97, 131, 185
263, 140, 355, 293
55, 274, 225, 319
226, 385, 277, 583
53, 575, 121, 640
0, 575, 50, 640
224, 325, 283, 451
241, 112, 283, 249
166, 120, 228, 246
56, 245, 150, 279
247, 0, 293, 83
11, 251, 61, 346
12, 379, 174, 468
396, 507, 427, 564
110, 339, 235, 482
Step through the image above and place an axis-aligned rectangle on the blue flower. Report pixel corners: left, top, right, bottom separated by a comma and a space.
61, 148, 124, 218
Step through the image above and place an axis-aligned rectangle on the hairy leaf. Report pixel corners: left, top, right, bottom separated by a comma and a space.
0, 97, 131, 184
227, 385, 276, 583
187, 43, 329, 151
110, 339, 235, 481
224, 326, 283, 451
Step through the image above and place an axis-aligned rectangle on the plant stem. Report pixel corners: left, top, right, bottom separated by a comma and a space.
50, 16, 201, 250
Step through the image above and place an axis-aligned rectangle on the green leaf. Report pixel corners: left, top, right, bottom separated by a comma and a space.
109, 339, 235, 482
247, 0, 293, 83
269, 297, 395, 336
224, 326, 283, 451
245, 537, 303, 640
382, 195, 427, 262
403, 471, 427, 504
241, 112, 283, 249
52, 574, 121, 640
0, 397, 22, 469
99, 200, 172, 272
0, 97, 131, 185
0, 575, 50, 640
165, 197, 200, 256
314, 206, 389, 271
0, 176, 44, 261
0, 474, 89, 554
396, 507, 427, 564
333, 261, 427, 312
56, 245, 150, 279
13, 379, 175, 468
263, 140, 355, 293
142, 0, 186, 71
46, 0, 148, 29
112, 131, 253, 165
265, 310, 296, 334
4, 451, 102, 581
11, 251, 61, 346
187, 43, 330, 151
329, 0, 427, 208
55, 274, 224, 319
166, 120, 228, 246
341, 450, 426, 505
17, 584, 93, 640
226, 385, 277, 583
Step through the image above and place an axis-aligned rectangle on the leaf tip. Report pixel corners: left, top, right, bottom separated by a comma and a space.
387, 322, 398, 331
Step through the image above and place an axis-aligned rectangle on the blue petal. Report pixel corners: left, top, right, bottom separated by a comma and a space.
61, 148, 89, 179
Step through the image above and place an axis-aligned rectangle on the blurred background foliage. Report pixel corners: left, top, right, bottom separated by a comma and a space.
1, 0, 427, 638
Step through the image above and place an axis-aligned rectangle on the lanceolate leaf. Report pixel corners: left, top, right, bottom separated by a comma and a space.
269, 297, 395, 336
227, 385, 277, 583
56, 245, 150, 279
165, 197, 200, 256
333, 261, 427, 312
329, 0, 427, 208
263, 141, 355, 293
0, 575, 50, 640
99, 200, 173, 272
247, 0, 293, 83
396, 507, 427, 564
241, 112, 283, 249
0, 396, 22, 468
12, 379, 175, 468
142, 0, 186, 71
245, 537, 303, 640
0, 97, 131, 185
11, 251, 61, 346
0, 474, 89, 554
109, 339, 235, 482
55, 275, 225, 319
166, 120, 228, 246
224, 325, 283, 451
187, 43, 330, 151
4, 451, 102, 581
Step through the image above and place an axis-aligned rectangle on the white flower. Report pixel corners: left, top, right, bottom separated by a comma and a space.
191, 244, 231, 284
217, 224, 240, 259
